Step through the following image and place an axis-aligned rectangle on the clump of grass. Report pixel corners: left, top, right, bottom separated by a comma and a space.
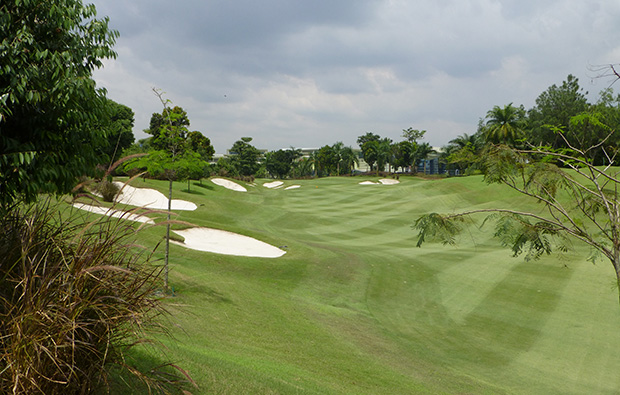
95, 179, 120, 202
0, 200, 192, 394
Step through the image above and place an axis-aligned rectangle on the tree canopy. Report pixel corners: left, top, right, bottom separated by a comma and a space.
483, 103, 526, 146
0, 0, 119, 209
265, 148, 301, 179
527, 74, 589, 147
98, 99, 135, 166
229, 137, 261, 176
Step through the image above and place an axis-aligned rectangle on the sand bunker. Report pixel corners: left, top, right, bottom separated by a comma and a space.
359, 179, 400, 185
112, 182, 197, 210
211, 178, 247, 192
73, 203, 155, 224
172, 227, 286, 258
379, 178, 400, 185
263, 181, 284, 189
284, 185, 301, 190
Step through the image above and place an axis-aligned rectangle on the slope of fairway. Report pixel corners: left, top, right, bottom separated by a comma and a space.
120, 176, 620, 394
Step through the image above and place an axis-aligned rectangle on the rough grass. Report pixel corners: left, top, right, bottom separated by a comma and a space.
0, 199, 194, 394
108, 176, 620, 394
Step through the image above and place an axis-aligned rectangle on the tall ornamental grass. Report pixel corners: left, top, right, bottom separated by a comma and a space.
0, 200, 187, 394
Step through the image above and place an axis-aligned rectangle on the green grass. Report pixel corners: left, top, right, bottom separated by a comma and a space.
98, 175, 620, 394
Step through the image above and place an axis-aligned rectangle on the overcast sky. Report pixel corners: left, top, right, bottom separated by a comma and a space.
90, 0, 620, 153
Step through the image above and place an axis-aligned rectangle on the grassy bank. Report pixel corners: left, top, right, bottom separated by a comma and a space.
103, 175, 620, 394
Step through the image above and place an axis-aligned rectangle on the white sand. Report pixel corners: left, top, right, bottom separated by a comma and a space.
211, 178, 247, 192
112, 182, 197, 210
263, 181, 284, 189
359, 179, 400, 185
379, 178, 400, 185
72, 203, 155, 224
284, 185, 301, 190
172, 227, 286, 258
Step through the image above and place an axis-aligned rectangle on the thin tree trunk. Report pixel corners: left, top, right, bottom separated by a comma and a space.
164, 178, 172, 292
614, 245, 620, 305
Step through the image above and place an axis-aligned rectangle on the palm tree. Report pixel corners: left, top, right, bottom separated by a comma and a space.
292, 156, 314, 178
449, 133, 481, 150
375, 138, 393, 175
484, 103, 526, 146
340, 146, 359, 175
332, 141, 345, 175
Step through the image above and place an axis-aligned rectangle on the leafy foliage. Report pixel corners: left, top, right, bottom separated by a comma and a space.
483, 103, 526, 145
186, 130, 215, 161
0, 0, 119, 209
98, 99, 135, 165
265, 148, 301, 179
339, 146, 359, 175
414, 213, 464, 247
416, 123, 620, 301
527, 74, 589, 147
401, 128, 426, 143
314, 145, 338, 176
229, 137, 261, 176
146, 106, 190, 151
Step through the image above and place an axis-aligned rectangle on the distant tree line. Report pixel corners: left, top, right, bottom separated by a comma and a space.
442, 74, 620, 175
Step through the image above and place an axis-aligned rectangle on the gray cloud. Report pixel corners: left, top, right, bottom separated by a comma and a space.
91, 0, 620, 151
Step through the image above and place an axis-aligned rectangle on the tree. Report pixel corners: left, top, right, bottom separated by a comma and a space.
402, 128, 427, 170
527, 74, 589, 147
265, 149, 300, 179
186, 130, 215, 161
145, 106, 190, 150
445, 142, 479, 174
124, 90, 208, 290
0, 0, 119, 210
357, 132, 380, 148
291, 156, 314, 178
340, 146, 359, 175
448, 133, 482, 150
314, 145, 338, 177
332, 141, 345, 175
98, 99, 135, 165
415, 121, 620, 303
392, 141, 415, 172
402, 128, 426, 143
361, 140, 379, 173
483, 103, 526, 146
375, 138, 393, 175
442, 133, 484, 174
229, 137, 261, 176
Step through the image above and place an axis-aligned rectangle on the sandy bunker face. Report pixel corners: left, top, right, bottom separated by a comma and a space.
72, 203, 155, 224
172, 227, 286, 258
113, 182, 197, 210
211, 178, 247, 192
263, 181, 284, 189
359, 179, 400, 185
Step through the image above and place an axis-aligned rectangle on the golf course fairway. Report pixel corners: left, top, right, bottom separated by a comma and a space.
119, 175, 620, 394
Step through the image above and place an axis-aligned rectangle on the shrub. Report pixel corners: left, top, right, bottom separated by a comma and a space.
96, 179, 120, 202
0, 200, 188, 394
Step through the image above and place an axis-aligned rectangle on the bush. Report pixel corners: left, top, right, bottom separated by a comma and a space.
0, 200, 188, 394
96, 179, 120, 202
